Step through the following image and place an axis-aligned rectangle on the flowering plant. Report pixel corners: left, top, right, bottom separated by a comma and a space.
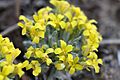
0, 0, 102, 80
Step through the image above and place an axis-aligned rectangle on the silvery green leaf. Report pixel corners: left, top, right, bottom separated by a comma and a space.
68, 36, 81, 45
53, 71, 72, 80
62, 31, 70, 42
51, 30, 58, 47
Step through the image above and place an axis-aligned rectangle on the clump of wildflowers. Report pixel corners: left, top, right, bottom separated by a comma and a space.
0, 0, 102, 79
18, 0, 102, 76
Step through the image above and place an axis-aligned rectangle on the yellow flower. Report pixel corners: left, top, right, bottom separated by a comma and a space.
25, 46, 43, 59
55, 54, 83, 74
25, 46, 53, 66
0, 64, 14, 80
6, 48, 21, 64
35, 48, 53, 66
67, 55, 83, 74
18, 15, 33, 35
0, 35, 21, 65
45, 48, 54, 53
86, 52, 103, 73
0, 37, 14, 55
54, 40, 76, 72
57, 55, 65, 61
47, 13, 65, 29
54, 40, 73, 71
66, 54, 73, 65
0, 75, 4, 80
46, 58, 52, 66
71, 6, 81, 17
55, 62, 65, 70
71, 5, 87, 21
54, 48, 62, 54
26, 60, 41, 76
30, 25, 45, 43
64, 12, 77, 32
33, 7, 52, 22
50, 0, 70, 13
54, 40, 73, 55
41, 48, 53, 64
1, 65, 14, 76
14, 63, 24, 77
14, 60, 29, 77
25, 46, 34, 59
1, 46, 9, 55
33, 66, 41, 76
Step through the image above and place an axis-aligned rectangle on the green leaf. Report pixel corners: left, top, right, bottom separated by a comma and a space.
63, 31, 70, 42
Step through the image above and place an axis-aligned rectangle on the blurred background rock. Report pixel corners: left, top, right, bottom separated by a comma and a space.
0, 0, 120, 80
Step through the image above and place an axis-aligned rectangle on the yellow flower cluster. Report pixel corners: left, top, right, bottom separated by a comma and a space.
82, 20, 103, 73
15, 0, 103, 77
18, 0, 88, 44
54, 40, 83, 74
23, 40, 83, 75
25, 46, 53, 66
26, 60, 41, 76
18, 7, 52, 44
86, 52, 102, 73
0, 35, 29, 80
48, 0, 88, 33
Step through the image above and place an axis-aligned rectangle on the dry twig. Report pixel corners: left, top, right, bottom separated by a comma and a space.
0, 24, 19, 36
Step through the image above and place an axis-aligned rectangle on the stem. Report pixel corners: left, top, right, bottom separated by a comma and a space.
92, 69, 97, 80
